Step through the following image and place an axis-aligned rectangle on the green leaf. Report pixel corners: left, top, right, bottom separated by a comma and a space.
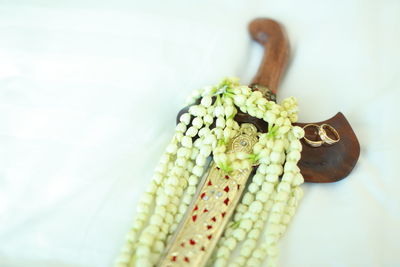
215, 94, 222, 105
232, 220, 241, 229
267, 125, 279, 138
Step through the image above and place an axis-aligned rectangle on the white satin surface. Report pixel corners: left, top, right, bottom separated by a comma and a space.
0, 1, 399, 266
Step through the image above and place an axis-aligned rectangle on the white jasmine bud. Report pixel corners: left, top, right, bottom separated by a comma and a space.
181, 136, 193, 148
192, 117, 203, 129
234, 94, 246, 106
293, 173, 304, 186
200, 145, 212, 157
225, 105, 235, 117
241, 86, 252, 96
226, 118, 235, 128
273, 140, 284, 152
242, 192, 255, 205
249, 200, 263, 213
253, 143, 264, 154
180, 113, 191, 125
248, 183, 259, 193
281, 172, 294, 183
262, 182, 274, 194
189, 105, 206, 117
275, 117, 284, 126
217, 116, 226, 128
277, 125, 290, 135
196, 155, 206, 167
201, 95, 213, 107
233, 228, 246, 241
255, 191, 269, 202
264, 111, 276, 124
248, 107, 256, 117
284, 161, 299, 173
289, 113, 298, 122
292, 126, 305, 139
223, 128, 232, 141
287, 150, 301, 161
270, 151, 282, 163
177, 147, 190, 158
293, 187, 304, 200
258, 163, 268, 174
166, 143, 178, 154
203, 114, 213, 125
290, 140, 302, 151
204, 133, 216, 145
198, 127, 210, 137
256, 97, 267, 106
214, 106, 225, 117
213, 128, 223, 139
192, 165, 204, 177
266, 174, 278, 183
186, 126, 198, 137
175, 123, 187, 133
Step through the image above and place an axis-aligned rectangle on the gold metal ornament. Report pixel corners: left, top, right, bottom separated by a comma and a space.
302, 124, 324, 147
157, 123, 259, 267
318, 123, 340, 145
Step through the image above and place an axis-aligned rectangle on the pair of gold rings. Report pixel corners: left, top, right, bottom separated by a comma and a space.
302, 123, 340, 147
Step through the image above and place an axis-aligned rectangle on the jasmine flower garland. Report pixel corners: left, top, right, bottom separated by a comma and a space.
115, 77, 305, 267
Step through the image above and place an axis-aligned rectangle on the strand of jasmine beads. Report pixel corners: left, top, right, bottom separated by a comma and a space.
149, 108, 210, 263
163, 103, 212, 234
114, 134, 179, 267
236, 104, 300, 267
231, 137, 285, 267
246, 129, 304, 267
211, 95, 229, 169
135, 113, 203, 266
136, 100, 211, 264
232, 191, 277, 267
134, 176, 179, 265
276, 127, 304, 234
149, 132, 193, 256
170, 97, 214, 232
281, 96, 299, 123
249, 192, 302, 267
246, 147, 286, 266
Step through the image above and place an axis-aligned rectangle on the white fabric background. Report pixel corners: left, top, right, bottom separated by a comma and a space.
0, 0, 399, 266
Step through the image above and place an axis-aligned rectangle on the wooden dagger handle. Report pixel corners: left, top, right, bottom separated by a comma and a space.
249, 18, 290, 93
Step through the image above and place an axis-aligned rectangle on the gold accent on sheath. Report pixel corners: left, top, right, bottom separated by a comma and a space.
157, 123, 259, 267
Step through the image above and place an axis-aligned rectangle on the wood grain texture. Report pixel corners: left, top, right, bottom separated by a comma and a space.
249, 18, 289, 93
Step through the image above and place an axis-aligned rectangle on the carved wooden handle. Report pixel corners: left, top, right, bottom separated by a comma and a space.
249, 18, 290, 93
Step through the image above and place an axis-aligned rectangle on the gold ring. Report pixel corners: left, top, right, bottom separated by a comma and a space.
302, 124, 323, 147
318, 124, 340, 145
